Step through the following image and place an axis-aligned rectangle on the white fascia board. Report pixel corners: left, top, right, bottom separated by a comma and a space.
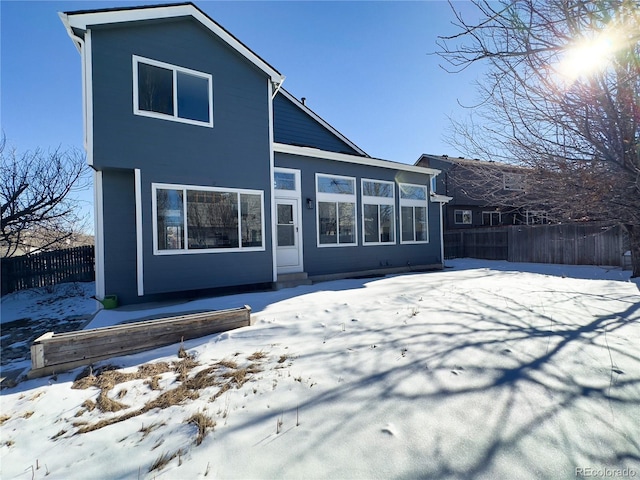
63, 4, 284, 84
430, 194, 453, 204
274, 143, 440, 176
278, 89, 368, 157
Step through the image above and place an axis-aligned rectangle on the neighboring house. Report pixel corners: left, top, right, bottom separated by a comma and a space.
60, 2, 447, 305
416, 154, 548, 230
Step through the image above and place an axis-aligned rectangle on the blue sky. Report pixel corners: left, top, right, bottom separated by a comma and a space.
1, 1, 484, 228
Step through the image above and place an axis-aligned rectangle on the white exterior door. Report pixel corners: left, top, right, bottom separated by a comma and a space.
276, 198, 302, 272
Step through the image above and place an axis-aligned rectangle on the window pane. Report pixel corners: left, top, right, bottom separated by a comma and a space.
380, 205, 394, 243
318, 202, 337, 244
338, 202, 355, 244
400, 184, 426, 200
241, 194, 262, 247
156, 189, 184, 250
401, 206, 414, 242
177, 71, 210, 123
415, 207, 428, 242
363, 181, 393, 198
138, 62, 173, 115
274, 172, 296, 191
187, 191, 238, 249
364, 204, 379, 243
318, 176, 354, 195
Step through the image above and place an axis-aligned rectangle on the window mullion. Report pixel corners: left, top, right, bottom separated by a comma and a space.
412, 207, 417, 242
335, 202, 340, 243
183, 188, 189, 250
173, 69, 178, 119
237, 192, 242, 249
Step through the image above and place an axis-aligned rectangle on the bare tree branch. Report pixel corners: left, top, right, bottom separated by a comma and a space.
0, 135, 91, 257
437, 0, 640, 276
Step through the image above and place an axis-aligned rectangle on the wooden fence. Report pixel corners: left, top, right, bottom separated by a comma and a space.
1, 245, 95, 296
445, 223, 628, 266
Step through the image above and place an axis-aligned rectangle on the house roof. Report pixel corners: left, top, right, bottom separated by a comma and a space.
416, 153, 526, 170
59, 2, 284, 84
275, 144, 440, 176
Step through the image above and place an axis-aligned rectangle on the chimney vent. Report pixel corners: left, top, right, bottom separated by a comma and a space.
301, 97, 306, 105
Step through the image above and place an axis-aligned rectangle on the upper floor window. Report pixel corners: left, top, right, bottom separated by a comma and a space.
399, 183, 428, 243
133, 55, 213, 128
503, 172, 525, 191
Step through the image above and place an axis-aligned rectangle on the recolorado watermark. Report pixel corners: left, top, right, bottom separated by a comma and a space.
576, 467, 637, 478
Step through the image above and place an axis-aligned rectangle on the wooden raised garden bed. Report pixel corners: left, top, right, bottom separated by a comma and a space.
28, 305, 252, 379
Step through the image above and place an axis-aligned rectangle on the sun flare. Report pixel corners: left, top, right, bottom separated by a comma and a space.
559, 32, 618, 80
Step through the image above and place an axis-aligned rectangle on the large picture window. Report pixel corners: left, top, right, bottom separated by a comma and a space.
316, 174, 357, 246
133, 56, 213, 127
399, 183, 428, 244
362, 179, 395, 245
153, 183, 263, 254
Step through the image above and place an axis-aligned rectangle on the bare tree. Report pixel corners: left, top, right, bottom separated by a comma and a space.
0, 135, 90, 257
437, 0, 640, 276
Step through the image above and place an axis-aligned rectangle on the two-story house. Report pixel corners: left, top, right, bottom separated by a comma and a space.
60, 2, 447, 305
416, 154, 549, 230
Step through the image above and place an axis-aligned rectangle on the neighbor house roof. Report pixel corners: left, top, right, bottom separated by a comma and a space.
59, 2, 285, 84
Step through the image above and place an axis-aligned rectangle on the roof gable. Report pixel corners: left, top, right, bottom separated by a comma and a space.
274, 89, 368, 157
59, 2, 284, 84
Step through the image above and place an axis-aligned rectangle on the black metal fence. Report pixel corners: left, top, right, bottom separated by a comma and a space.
445, 223, 627, 266
1, 245, 95, 296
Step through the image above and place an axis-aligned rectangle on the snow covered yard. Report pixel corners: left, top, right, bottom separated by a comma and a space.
1, 260, 639, 479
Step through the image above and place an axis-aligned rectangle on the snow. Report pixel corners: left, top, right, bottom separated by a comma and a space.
1, 259, 639, 479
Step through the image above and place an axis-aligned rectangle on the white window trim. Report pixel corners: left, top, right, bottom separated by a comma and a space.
399, 183, 429, 244
454, 209, 473, 225
316, 173, 358, 248
482, 211, 502, 226
361, 178, 396, 246
274, 167, 301, 198
133, 55, 214, 128
152, 182, 265, 255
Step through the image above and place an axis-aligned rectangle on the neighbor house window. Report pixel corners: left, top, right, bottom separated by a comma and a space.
153, 183, 263, 254
503, 172, 525, 191
455, 209, 473, 225
316, 174, 357, 246
362, 179, 395, 245
526, 210, 548, 225
133, 55, 213, 127
399, 183, 428, 243
482, 211, 501, 226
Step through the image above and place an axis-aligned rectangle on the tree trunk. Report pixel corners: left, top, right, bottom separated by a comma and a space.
624, 224, 640, 278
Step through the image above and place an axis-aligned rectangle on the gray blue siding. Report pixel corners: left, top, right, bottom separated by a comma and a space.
274, 93, 362, 155
90, 18, 274, 304
275, 152, 442, 277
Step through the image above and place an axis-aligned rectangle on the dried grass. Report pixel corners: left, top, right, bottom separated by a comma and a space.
96, 391, 129, 413
0, 414, 10, 425
73, 352, 270, 436
186, 412, 216, 445
247, 351, 267, 361
149, 449, 183, 472
145, 375, 162, 391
